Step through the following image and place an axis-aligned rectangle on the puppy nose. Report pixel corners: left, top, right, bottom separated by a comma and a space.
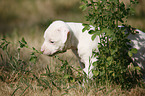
41, 48, 44, 53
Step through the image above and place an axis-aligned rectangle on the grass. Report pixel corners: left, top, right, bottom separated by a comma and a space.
0, 0, 145, 96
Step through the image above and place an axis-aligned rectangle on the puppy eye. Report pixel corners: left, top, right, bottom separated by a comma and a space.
50, 40, 54, 43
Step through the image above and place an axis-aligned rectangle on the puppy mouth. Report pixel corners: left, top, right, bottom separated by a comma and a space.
47, 50, 67, 57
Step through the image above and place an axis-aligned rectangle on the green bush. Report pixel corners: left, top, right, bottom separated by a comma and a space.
80, 0, 142, 89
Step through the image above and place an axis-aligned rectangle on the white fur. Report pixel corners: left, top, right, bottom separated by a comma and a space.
41, 20, 145, 78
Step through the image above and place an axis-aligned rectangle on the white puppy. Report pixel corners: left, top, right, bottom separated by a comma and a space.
41, 20, 145, 78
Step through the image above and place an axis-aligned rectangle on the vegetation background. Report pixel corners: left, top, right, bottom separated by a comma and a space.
0, 0, 145, 95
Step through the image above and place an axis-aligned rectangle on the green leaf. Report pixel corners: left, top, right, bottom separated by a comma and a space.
112, 73, 115, 77
1, 38, 6, 41
82, 24, 90, 32
32, 47, 39, 53
0, 42, 5, 46
70, 78, 75, 83
93, 70, 99, 76
128, 48, 138, 57
131, 48, 137, 54
2, 44, 9, 50
31, 52, 35, 55
19, 41, 25, 48
64, 75, 70, 79
109, 71, 113, 74
91, 31, 100, 41
107, 56, 113, 61
135, 66, 141, 71
80, 5, 87, 11
128, 51, 133, 57
110, 48, 118, 55
91, 34, 97, 41
32, 47, 36, 50
92, 62, 97, 66
102, 28, 110, 33
21, 37, 27, 44
29, 56, 37, 63
102, 28, 113, 36
82, 28, 86, 32
88, 30, 95, 34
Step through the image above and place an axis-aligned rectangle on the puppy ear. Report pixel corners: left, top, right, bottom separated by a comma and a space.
61, 27, 70, 43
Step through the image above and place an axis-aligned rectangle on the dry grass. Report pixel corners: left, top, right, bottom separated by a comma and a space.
0, 78, 145, 96
0, 0, 145, 96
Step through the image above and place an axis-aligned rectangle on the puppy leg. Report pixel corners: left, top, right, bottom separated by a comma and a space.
83, 58, 94, 78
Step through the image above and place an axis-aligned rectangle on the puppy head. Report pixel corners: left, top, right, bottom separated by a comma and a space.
41, 21, 70, 56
